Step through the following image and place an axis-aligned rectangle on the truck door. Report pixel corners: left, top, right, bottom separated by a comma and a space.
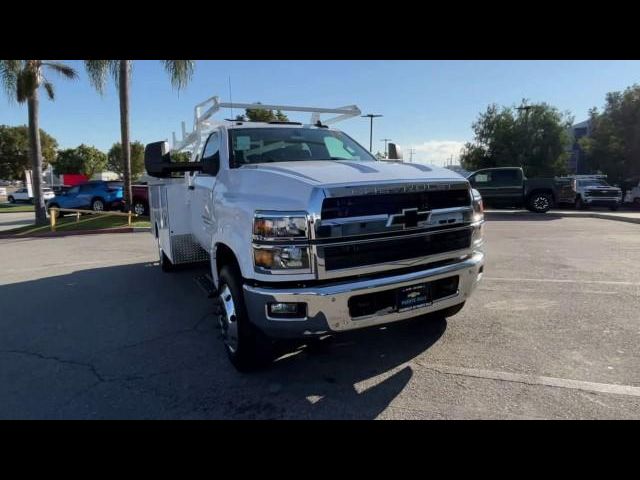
469, 169, 524, 207
189, 131, 220, 249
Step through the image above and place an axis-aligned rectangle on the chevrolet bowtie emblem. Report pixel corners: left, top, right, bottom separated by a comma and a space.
386, 208, 431, 229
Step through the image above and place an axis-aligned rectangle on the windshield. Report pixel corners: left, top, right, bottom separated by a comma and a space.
578, 179, 609, 187
228, 128, 376, 167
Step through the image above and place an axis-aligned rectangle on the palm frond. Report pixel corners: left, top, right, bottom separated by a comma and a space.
84, 59, 118, 94
43, 81, 55, 100
0, 60, 23, 101
16, 68, 37, 103
42, 61, 78, 79
161, 60, 195, 90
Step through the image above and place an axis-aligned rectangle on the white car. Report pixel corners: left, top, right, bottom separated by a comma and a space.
624, 181, 640, 208
7, 187, 55, 203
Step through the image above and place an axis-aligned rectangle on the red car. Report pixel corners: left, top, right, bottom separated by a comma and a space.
132, 184, 149, 216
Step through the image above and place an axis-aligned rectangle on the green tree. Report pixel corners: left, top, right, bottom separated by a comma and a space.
0, 125, 58, 180
107, 141, 145, 179
244, 103, 290, 122
1, 60, 77, 225
55, 144, 107, 179
84, 60, 195, 209
578, 84, 640, 184
460, 100, 573, 178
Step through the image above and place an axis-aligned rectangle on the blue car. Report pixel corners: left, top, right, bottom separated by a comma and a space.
47, 181, 125, 216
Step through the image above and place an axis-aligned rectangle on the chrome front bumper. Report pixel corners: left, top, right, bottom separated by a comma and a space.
243, 251, 484, 338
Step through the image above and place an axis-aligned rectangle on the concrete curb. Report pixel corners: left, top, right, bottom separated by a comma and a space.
0, 227, 150, 239
485, 210, 640, 225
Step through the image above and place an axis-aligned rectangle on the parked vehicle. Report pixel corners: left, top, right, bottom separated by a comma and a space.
466, 167, 559, 213
622, 178, 640, 209
46, 181, 124, 217
7, 187, 55, 204
144, 96, 485, 371
562, 175, 623, 211
132, 184, 149, 216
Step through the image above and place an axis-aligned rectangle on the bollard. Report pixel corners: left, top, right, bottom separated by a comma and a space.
128, 210, 132, 227
50, 209, 56, 232
76, 211, 80, 223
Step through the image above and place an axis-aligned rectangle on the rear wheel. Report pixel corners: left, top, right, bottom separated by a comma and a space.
634, 198, 640, 210
575, 196, 587, 210
527, 192, 552, 213
216, 264, 273, 372
133, 200, 147, 216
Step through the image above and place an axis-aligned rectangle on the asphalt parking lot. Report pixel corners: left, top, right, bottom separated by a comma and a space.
1, 215, 639, 419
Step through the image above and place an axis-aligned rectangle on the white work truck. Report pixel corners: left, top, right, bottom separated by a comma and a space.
145, 96, 485, 371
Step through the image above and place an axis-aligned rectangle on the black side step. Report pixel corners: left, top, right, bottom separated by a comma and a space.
194, 274, 217, 298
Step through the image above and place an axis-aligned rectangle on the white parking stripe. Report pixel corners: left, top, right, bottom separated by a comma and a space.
485, 277, 640, 287
413, 362, 640, 397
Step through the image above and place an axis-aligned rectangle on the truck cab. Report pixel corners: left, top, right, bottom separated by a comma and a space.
145, 96, 485, 371
467, 167, 557, 213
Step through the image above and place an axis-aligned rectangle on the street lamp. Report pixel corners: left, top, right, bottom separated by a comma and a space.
516, 105, 533, 169
362, 114, 383, 152
381, 138, 392, 157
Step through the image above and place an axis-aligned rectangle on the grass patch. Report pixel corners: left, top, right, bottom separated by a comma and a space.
0, 203, 34, 213
2, 212, 150, 236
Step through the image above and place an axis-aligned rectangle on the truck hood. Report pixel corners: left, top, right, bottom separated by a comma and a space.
239, 160, 465, 187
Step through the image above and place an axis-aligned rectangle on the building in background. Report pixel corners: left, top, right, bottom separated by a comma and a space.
567, 120, 591, 174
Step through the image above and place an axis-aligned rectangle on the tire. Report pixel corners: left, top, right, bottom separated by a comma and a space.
158, 238, 175, 272
48, 203, 63, 219
527, 192, 552, 213
575, 196, 587, 210
216, 264, 273, 372
609, 204, 620, 211
8, 196, 15, 204
91, 197, 105, 212
634, 198, 640, 211
133, 200, 147, 216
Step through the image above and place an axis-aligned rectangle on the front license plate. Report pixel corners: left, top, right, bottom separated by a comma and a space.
396, 284, 431, 312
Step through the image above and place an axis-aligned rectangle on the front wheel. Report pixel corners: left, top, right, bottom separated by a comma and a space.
8, 196, 15, 204
527, 193, 552, 213
216, 265, 273, 372
91, 198, 105, 212
575, 196, 587, 210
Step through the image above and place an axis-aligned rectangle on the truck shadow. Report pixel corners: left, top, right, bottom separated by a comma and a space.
484, 211, 562, 221
0, 260, 446, 419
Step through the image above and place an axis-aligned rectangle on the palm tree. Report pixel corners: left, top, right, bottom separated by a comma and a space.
0, 60, 77, 225
84, 60, 195, 209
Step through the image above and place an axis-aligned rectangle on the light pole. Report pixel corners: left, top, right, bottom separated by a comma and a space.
362, 114, 383, 152
516, 105, 533, 169
381, 138, 392, 158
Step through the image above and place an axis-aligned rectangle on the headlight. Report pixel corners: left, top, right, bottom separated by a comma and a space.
253, 211, 308, 239
254, 245, 311, 272
471, 188, 484, 246
471, 188, 484, 222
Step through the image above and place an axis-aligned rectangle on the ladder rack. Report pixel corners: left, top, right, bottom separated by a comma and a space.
170, 95, 362, 154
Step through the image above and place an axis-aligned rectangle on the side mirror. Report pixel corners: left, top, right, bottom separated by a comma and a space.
144, 141, 204, 178
388, 143, 403, 160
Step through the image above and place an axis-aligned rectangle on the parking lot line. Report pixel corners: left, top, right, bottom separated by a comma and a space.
413, 362, 640, 397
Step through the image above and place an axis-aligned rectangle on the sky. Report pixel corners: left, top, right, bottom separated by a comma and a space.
2, 60, 640, 166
